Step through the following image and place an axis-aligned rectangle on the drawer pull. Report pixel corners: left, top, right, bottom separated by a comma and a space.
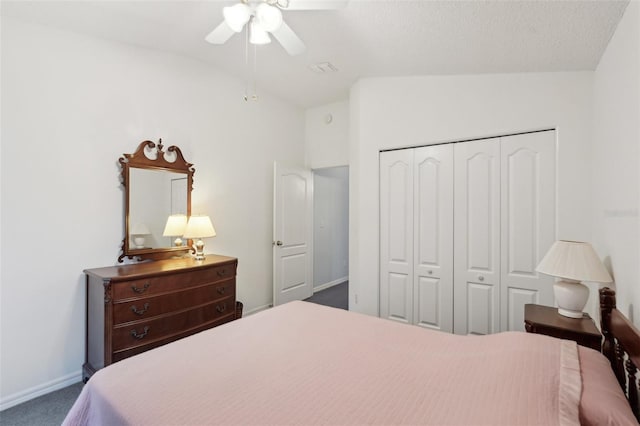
131, 326, 149, 340
216, 303, 227, 313
130, 303, 150, 316
217, 269, 227, 277
131, 283, 150, 294
216, 286, 226, 295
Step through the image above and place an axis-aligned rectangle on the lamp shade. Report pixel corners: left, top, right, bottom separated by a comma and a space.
223, 3, 251, 32
255, 3, 283, 32
131, 223, 151, 235
250, 21, 271, 45
162, 214, 188, 237
536, 240, 613, 283
183, 215, 216, 239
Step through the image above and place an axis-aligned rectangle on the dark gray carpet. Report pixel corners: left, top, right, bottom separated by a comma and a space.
304, 281, 348, 310
0, 382, 83, 426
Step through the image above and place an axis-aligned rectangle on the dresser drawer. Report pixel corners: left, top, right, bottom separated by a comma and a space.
112, 280, 235, 325
112, 314, 235, 362
112, 263, 236, 301
112, 297, 235, 351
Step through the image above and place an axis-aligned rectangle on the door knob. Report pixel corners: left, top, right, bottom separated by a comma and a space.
275, 241, 283, 246
478, 275, 485, 281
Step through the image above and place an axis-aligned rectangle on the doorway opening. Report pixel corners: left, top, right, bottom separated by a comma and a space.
305, 165, 349, 310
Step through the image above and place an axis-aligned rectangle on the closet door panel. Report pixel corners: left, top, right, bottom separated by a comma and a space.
467, 283, 496, 335
416, 276, 440, 328
500, 131, 556, 331
413, 145, 454, 332
467, 159, 494, 271
388, 273, 412, 323
454, 139, 500, 335
380, 150, 414, 323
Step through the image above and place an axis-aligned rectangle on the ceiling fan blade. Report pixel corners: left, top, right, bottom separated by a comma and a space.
282, 0, 348, 10
205, 21, 235, 44
271, 21, 306, 55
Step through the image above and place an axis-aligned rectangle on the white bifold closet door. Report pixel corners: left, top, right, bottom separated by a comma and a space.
380, 145, 454, 332
380, 149, 414, 324
452, 139, 501, 335
453, 131, 556, 335
413, 146, 454, 331
381, 130, 556, 335
499, 132, 556, 332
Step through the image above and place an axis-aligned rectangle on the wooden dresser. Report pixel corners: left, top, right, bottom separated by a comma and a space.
83, 255, 237, 381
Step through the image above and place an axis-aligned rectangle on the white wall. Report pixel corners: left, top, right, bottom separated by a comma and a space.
0, 17, 304, 408
305, 100, 349, 169
349, 72, 594, 316
592, 1, 640, 325
313, 166, 349, 289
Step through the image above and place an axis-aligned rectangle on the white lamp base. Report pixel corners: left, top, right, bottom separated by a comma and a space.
193, 239, 206, 261
554, 280, 589, 318
133, 236, 146, 249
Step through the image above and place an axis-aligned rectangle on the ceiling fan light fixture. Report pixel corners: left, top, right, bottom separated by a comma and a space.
250, 21, 272, 45
255, 3, 283, 32
206, 0, 307, 56
223, 3, 252, 32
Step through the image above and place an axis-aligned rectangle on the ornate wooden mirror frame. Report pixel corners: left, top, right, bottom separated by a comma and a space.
118, 139, 194, 263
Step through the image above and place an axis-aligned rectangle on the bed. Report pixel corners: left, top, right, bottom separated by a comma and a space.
64, 287, 639, 425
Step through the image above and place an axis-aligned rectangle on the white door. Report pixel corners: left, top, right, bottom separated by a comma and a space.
273, 162, 313, 306
379, 149, 414, 324
413, 145, 454, 332
454, 139, 501, 335
500, 131, 556, 331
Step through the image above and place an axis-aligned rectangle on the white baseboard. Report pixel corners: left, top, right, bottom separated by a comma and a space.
0, 370, 82, 411
245, 304, 271, 316
314, 277, 348, 293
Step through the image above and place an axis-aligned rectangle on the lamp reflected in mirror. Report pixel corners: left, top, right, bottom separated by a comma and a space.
131, 223, 151, 249
163, 214, 188, 247
183, 215, 216, 261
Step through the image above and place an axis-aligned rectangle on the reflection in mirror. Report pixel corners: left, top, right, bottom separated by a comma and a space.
129, 169, 188, 249
163, 214, 188, 247
119, 139, 194, 263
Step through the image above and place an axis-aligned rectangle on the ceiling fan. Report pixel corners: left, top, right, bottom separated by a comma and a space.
205, 0, 347, 56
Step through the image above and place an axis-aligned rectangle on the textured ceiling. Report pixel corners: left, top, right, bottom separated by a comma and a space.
1, 0, 630, 108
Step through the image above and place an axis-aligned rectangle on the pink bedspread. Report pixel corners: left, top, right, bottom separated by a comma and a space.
64, 301, 581, 425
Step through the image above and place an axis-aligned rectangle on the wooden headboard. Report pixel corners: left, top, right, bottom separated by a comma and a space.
600, 287, 640, 420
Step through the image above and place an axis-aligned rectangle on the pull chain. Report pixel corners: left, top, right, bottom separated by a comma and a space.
252, 43, 258, 101
244, 25, 249, 101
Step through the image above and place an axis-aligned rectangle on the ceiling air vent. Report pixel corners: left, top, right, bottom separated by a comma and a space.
308, 62, 338, 74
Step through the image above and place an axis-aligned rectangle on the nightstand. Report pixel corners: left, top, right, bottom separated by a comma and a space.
524, 304, 602, 351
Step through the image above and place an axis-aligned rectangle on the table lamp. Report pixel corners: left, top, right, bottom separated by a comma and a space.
163, 214, 188, 247
131, 223, 151, 249
536, 240, 613, 318
183, 215, 216, 260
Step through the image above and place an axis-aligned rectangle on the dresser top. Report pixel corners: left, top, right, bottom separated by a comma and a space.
84, 255, 237, 281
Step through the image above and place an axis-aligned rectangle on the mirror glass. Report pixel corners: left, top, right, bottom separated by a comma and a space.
128, 169, 188, 249
119, 140, 193, 262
